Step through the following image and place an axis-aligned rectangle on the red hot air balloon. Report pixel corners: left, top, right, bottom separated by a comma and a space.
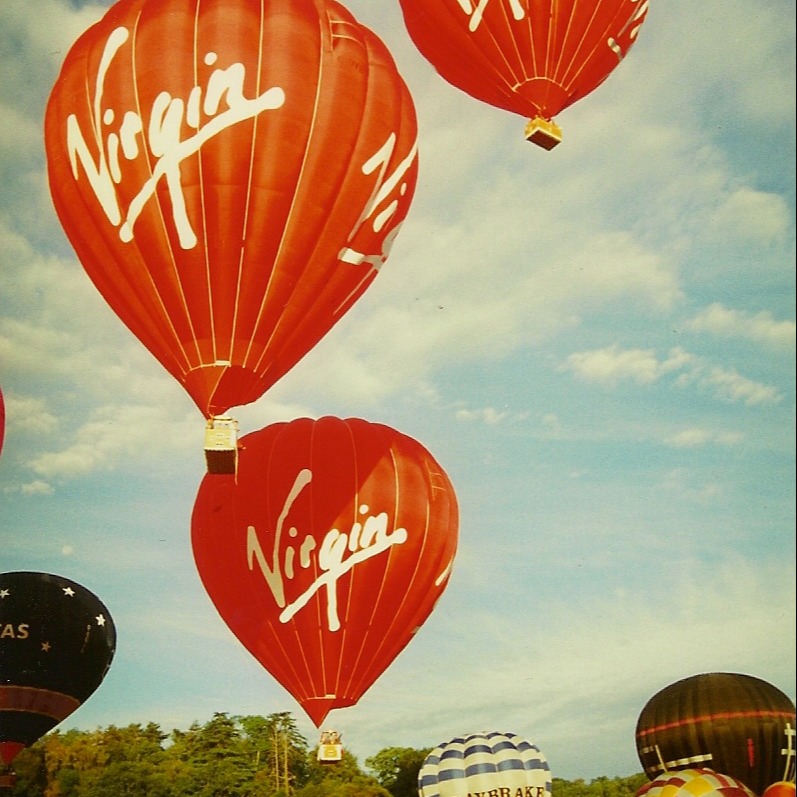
764, 784, 797, 797
44, 0, 419, 418
397, 0, 649, 149
191, 416, 459, 727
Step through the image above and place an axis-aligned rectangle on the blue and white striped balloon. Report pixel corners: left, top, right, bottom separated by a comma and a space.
417, 731, 552, 797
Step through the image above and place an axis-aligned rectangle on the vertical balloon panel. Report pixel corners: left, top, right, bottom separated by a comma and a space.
191, 417, 458, 726
45, 0, 419, 417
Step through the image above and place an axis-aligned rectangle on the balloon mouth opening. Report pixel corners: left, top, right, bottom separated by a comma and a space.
183, 362, 265, 418
301, 694, 358, 728
512, 76, 569, 117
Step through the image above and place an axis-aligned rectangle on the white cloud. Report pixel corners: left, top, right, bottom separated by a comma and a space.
676, 364, 782, 406
454, 407, 509, 426
561, 344, 781, 405
686, 303, 796, 350
707, 187, 791, 244
2, 393, 58, 435
26, 403, 200, 481
20, 479, 54, 496
664, 427, 744, 448
561, 345, 677, 386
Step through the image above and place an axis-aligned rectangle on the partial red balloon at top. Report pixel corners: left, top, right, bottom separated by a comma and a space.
764, 784, 797, 797
191, 416, 459, 727
44, 0, 419, 418
397, 0, 649, 148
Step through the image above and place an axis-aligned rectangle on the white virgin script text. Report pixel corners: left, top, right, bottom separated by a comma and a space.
66, 26, 285, 249
246, 468, 408, 631
65, 25, 418, 270
455, 0, 648, 57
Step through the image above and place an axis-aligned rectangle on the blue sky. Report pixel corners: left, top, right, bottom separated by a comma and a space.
1, 0, 794, 781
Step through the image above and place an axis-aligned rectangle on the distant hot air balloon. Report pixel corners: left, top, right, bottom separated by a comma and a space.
418, 731, 552, 797
44, 0, 419, 419
0, 572, 116, 775
191, 416, 458, 726
635, 672, 797, 796
763, 783, 797, 797
397, 0, 649, 149
636, 769, 756, 797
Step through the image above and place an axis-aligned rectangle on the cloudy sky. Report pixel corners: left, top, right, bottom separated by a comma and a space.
1, 0, 794, 782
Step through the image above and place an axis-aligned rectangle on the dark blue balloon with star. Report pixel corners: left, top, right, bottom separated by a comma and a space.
0, 571, 116, 768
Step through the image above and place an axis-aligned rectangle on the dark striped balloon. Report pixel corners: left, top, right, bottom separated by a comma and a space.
418, 731, 551, 797
635, 673, 796, 796
0, 572, 116, 767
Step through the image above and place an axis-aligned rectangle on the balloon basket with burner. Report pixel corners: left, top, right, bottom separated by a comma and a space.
525, 116, 562, 150
204, 416, 239, 475
317, 730, 343, 763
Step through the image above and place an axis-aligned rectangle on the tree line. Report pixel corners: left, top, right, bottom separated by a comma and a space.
3, 712, 648, 797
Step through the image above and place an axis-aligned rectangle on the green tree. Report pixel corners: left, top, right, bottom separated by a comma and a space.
297, 748, 389, 797
365, 746, 431, 797
166, 713, 249, 797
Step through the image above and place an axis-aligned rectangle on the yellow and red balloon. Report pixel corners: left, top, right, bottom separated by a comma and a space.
636, 769, 756, 797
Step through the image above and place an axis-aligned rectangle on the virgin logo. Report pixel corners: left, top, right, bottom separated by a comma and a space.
456, 0, 648, 55
65, 26, 285, 249
608, 0, 649, 59
64, 25, 418, 271
246, 468, 408, 632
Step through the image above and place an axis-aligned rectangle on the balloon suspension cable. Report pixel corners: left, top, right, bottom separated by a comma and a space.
204, 415, 240, 476
524, 116, 562, 150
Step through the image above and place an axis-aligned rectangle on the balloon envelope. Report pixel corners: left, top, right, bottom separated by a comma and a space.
191, 416, 458, 726
397, 0, 649, 145
763, 783, 797, 797
0, 572, 116, 765
45, 0, 419, 417
635, 672, 797, 796
636, 769, 756, 797
418, 731, 552, 797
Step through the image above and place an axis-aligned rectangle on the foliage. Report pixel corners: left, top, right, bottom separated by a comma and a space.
5, 713, 647, 797
365, 746, 431, 797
